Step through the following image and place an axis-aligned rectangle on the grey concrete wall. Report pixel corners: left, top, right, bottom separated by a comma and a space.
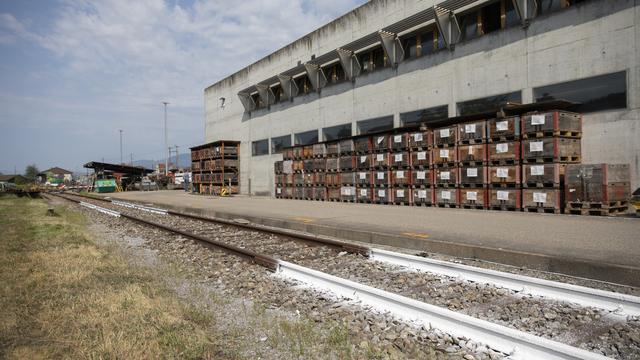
205, 0, 640, 195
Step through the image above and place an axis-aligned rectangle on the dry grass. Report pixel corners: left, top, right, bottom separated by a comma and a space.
0, 196, 221, 359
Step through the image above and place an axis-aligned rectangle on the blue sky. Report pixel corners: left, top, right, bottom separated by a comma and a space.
0, 0, 366, 174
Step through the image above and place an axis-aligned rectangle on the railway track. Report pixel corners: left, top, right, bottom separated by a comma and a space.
48, 192, 640, 359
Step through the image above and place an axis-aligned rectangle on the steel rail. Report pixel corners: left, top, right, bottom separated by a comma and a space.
370, 249, 640, 317
54, 192, 614, 359
65, 192, 369, 256
276, 261, 612, 360
52, 193, 279, 270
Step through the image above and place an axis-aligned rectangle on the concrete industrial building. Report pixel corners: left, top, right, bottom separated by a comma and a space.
204, 0, 639, 196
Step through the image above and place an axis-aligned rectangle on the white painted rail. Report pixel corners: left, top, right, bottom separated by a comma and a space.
277, 260, 612, 360
80, 201, 120, 217
370, 249, 640, 317
112, 200, 168, 215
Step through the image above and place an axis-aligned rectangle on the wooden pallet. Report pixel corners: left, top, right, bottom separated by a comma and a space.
458, 160, 487, 167
435, 203, 458, 208
461, 204, 487, 210
488, 135, 519, 142
489, 183, 519, 188
413, 202, 433, 207
524, 206, 561, 214
522, 156, 581, 164
489, 205, 519, 211
458, 138, 486, 145
459, 183, 488, 188
522, 130, 581, 139
488, 159, 519, 166
521, 182, 559, 188
565, 201, 629, 216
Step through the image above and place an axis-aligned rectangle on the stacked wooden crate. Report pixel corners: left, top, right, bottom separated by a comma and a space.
409, 129, 432, 206
339, 139, 357, 202
457, 120, 489, 209
521, 111, 582, 214
311, 143, 326, 201
372, 134, 392, 204
354, 136, 373, 203
564, 164, 630, 216
432, 125, 458, 208
487, 116, 521, 211
390, 133, 412, 205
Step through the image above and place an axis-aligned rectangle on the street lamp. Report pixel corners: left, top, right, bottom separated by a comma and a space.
162, 101, 169, 175
119, 129, 123, 165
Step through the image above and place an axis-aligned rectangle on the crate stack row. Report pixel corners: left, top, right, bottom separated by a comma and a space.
274, 110, 583, 214
519, 111, 582, 213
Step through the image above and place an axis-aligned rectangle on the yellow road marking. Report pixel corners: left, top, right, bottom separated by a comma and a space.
402, 232, 429, 239
293, 217, 315, 223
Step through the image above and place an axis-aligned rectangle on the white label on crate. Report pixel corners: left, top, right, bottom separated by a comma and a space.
376, 154, 384, 162
530, 141, 544, 152
530, 165, 545, 176
497, 190, 510, 200
377, 136, 384, 144
418, 190, 427, 199
440, 171, 450, 180
465, 124, 476, 133
531, 114, 546, 125
467, 191, 478, 201
467, 168, 478, 177
396, 189, 405, 198
496, 168, 509, 178
394, 153, 403, 162
441, 190, 451, 200
397, 171, 404, 179
277, 188, 282, 194
569, 188, 576, 193
417, 151, 427, 160
360, 155, 367, 163
440, 128, 450, 138
359, 172, 366, 180
533, 192, 547, 203
496, 143, 508, 153
417, 171, 426, 180
496, 120, 509, 131
378, 189, 386, 197
394, 135, 402, 143
440, 149, 450, 158
360, 189, 368, 196
413, 133, 423, 142
377, 172, 385, 180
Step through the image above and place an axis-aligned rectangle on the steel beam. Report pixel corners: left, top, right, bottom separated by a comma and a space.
336, 48, 361, 81
277, 74, 299, 100
434, 6, 461, 50
512, 0, 538, 26
378, 30, 404, 67
304, 63, 327, 92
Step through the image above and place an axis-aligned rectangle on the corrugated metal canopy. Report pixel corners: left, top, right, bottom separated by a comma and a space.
239, 0, 491, 94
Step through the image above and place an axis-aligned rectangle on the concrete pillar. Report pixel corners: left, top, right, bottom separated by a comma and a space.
521, 87, 533, 105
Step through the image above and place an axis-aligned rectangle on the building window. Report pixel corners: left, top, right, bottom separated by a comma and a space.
459, 11, 480, 41
457, 91, 522, 116
295, 75, 312, 95
533, 72, 627, 113
323, 123, 352, 141
403, 35, 418, 60
371, 47, 386, 70
480, 1, 502, 35
271, 135, 291, 154
272, 84, 283, 103
358, 116, 394, 135
503, 0, 519, 28
358, 52, 372, 73
324, 62, 346, 84
420, 30, 435, 56
251, 93, 261, 109
400, 105, 449, 126
252, 139, 269, 156
294, 130, 318, 145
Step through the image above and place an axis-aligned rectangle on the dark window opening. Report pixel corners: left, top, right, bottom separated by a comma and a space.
538, 0, 565, 14
400, 105, 449, 126
504, 0, 520, 28
420, 30, 435, 56
323, 123, 352, 141
357, 52, 372, 73
271, 84, 283, 103
271, 135, 291, 154
436, 29, 446, 50
457, 91, 522, 116
250, 93, 262, 109
372, 47, 386, 70
252, 139, 269, 156
459, 11, 479, 41
533, 72, 627, 113
403, 35, 418, 60
294, 130, 318, 145
358, 116, 394, 135
324, 62, 346, 84
294, 75, 312, 95
481, 2, 502, 35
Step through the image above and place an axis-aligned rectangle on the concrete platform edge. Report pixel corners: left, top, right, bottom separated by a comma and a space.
149, 201, 640, 287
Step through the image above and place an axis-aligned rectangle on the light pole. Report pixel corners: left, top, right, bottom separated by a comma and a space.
119, 129, 123, 165
162, 101, 169, 175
